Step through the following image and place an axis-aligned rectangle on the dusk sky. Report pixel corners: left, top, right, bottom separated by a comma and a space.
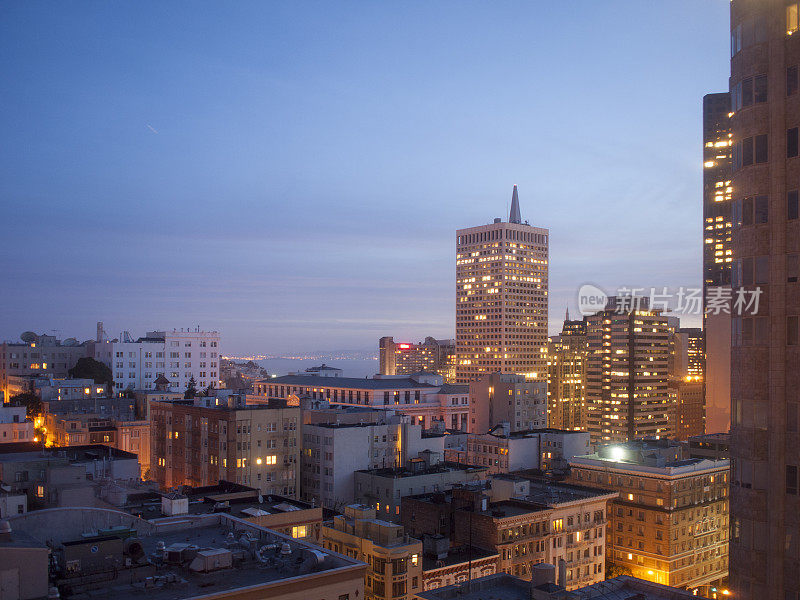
1, 1, 730, 355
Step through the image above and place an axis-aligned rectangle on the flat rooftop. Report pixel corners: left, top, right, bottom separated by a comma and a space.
261, 374, 439, 390
357, 461, 485, 478
0, 444, 137, 463
41, 513, 362, 600
422, 546, 497, 571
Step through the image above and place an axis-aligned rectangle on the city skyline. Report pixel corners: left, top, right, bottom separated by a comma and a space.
1, 1, 730, 355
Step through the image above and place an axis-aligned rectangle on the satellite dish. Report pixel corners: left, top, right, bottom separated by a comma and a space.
20, 331, 37, 343
63, 338, 78, 347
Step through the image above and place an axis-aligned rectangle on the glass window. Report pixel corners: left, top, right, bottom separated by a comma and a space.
742, 77, 753, 107
743, 197, 754, 226
789, 128, 799, 158
789, 4, 800, 35
742, 137, 754, 166
789, 66, 798, 96
754, 74, 768, 103
789, 316, 799, 346
755, 134, 768, 163
790, 191, 799, 220
789, 254, 799, 283
755, 196, 768, 224
755, 256, 769, 284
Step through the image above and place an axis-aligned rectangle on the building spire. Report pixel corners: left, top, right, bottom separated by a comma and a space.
565, 306, 570, 322
509, 184, 521, 224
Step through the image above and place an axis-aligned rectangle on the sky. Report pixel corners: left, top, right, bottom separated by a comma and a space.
0, 1, 731, 355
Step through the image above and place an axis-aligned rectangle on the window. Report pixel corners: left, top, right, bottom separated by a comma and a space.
755, 134, 768, 163
291, 525, 307, 538
788, 255, 798, 283
789, 316, 799, 346
789, 3, 800, 35
754, 74, 767, 103
789, 66, 799, 96
788, 465, 798, 495
790, 191, 799, 220
790, 128, 799, 158
755, 196, 768, 224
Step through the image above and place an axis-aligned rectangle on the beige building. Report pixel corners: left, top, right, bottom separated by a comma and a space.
586, 298, 672, 444
455, 186, 549, 383
380, 337, 456, 382
323, 504, 423, 600
150, 396, 300, 497
569, 440, 729, 591
547, 315, 588, 431
468, 372, 546, 434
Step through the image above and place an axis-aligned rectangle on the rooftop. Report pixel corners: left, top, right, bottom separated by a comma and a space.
422, 545, 497, 571
415, 573, 711, 600
11, 509, 362, 600
262, 374, 439, 390
356, 461, 486, 479
0, 444, 138, 464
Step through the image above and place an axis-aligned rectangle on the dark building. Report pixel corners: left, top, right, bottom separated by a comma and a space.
728, 2, 800, 597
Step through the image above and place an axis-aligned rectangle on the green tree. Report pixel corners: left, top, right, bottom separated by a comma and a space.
68, 357, 113, 388
10, 392, 42, 420
606, 562, 633, 579
184, 376, 198, 399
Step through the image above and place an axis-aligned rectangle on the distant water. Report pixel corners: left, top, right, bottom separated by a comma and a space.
255, 358, 379, 379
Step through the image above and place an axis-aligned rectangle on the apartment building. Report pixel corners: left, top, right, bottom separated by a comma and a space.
469, 372, 547, 434
568, 440, 729, 590
302, 417, 446, 510
0, 332, 88, 400
323, 504, 423, 600
354, 454, 488, 524
257, 372, 471, 431
586, 298, 672, 444
91, 327, 221, 393
401, 480, 615, 591
149, 396, 300, 497
547, 315, 588, 432
444, 426, 591, 474
0, 405, 35, 444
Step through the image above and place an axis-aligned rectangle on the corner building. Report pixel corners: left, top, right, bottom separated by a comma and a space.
455, 186, 549, 383
728, 1, 800, 597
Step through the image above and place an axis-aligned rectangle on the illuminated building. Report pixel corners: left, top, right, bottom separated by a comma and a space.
728, 2, 800, 596
149, 396, 300, 497
667, 326, 704, 440
468, 372, 546, 433
257, 372, 470, 431
323, 504, 423, 600
380, 336, 456, 382
0, 405, 34, 444
401, 479, 615, 590
585, 298, 671, 444
569, 441, 729, 591
547, 312, 588, 431
0, 332, 88, 401
455, 185, 549, 383
702, 93, 733, 439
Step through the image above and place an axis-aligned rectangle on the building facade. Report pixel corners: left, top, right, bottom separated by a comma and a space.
149, 396, 300, 496
585, 299, 671, 444
569, 441, 729, 591
380, 337, 456, 382
728, 2, 800, 596
468, 372, 546, 434
91, 327, 221, 393
0, 405, 35, 444
455, 186, 549, 383
323, 504, 423, 600
547, 316, 588, 431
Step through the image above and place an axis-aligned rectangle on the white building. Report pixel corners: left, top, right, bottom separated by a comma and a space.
301, 416, 446, 510
91, 327, 221, 393
0, 405, 35, 444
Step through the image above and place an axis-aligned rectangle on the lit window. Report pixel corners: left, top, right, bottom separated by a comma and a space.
291, 525, 307, 538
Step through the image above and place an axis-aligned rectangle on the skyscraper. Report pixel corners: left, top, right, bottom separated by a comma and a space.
547, 312, 589, 431
585, 297, 671, 445
455, 186, 549, 383
729, 2, 799, 597
702, 93, 734, 436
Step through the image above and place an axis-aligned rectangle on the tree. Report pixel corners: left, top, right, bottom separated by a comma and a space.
606, 562, 633, 579
10, 392, 42, 420
68, 357, 113, 388
185, 376, 198, 399
203, 382, 215, 397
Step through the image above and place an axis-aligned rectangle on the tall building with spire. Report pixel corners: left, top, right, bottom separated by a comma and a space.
455, 185, 549, 384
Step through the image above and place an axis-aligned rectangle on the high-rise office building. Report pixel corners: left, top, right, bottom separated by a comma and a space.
455, 186, 549, 383
585, 298, 671, 444
703, 94, 734, 436
379, 336, 456, 381
728, 2, 800, 596
547, 312, 589, 431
